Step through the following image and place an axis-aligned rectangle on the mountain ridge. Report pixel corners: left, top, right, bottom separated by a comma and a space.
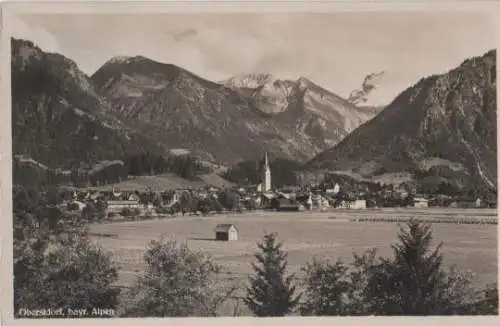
91, 54, 380, 164
223, 73, 383, 149
11, 38, 166, 169
91, 57, 307, 164
305, 49, 497, 191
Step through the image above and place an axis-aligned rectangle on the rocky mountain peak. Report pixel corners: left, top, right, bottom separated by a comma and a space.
11, 38, 43, 71
223, 73, 276, 89
11, 38, 163, 168
297, 76, 316, 89
306, 49, 497, 191
105, 55, 150, 65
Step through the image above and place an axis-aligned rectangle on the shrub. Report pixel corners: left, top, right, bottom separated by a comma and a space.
122, 238, 236, 317
67, 202, 80, 211
179, 191, 198, 215
198, 198, 212, 216
13, 187, 120, 317
480, 284, 499, 314
300, 258, 352, 316
120, 207, 133, 217
121, 207, 141, 217
220, 190, 240, 210
81, 201, 106, 222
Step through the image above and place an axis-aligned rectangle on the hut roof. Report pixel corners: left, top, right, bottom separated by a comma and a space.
214, 224, 238, 232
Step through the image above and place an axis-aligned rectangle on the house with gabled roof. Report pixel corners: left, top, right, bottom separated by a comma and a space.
214, 224, 239, 241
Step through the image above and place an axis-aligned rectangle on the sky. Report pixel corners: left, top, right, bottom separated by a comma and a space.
11, 11, 498, 106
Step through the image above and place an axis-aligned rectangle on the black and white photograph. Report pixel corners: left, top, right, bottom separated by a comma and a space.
1, 0, 499, 323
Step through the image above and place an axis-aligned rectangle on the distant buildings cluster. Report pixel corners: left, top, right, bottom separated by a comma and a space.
57, 153, 496, 220
53, 154, 496, 218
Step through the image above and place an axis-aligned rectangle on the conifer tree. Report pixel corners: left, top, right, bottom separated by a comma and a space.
364, 219, 476, 315
244, 232, 301, 316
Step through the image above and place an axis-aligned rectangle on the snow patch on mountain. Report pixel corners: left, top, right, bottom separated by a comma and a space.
106, 55, 149, 66
223, 73, 275, 89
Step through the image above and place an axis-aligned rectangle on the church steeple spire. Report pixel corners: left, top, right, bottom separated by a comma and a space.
261, 152, 272, 192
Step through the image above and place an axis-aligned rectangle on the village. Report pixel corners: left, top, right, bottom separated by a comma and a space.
59, 153, 496, 224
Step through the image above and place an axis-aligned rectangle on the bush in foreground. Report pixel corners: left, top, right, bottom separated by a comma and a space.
300, 258, 352, 316
121, 238, 236, 317
13, 186, 120, 316
299, 219, 487, 316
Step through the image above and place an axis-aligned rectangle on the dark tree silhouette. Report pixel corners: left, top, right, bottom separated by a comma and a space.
244, 232, 301, 316
122, 239, 236, 317
363, 219, 477, 315
13, 186, 120, 317
300, 259, 351, 316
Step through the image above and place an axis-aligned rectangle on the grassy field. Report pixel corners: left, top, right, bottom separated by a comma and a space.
92, 173, 206, 191
90, 208, 498, 315
90, 172, 234, 191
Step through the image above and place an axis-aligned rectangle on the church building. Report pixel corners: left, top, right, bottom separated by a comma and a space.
258, 152, 272, 192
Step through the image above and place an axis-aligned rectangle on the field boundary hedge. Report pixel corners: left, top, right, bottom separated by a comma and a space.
347, 217, 497, 225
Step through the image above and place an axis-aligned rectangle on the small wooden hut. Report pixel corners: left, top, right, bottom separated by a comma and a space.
214, 224, 239, 241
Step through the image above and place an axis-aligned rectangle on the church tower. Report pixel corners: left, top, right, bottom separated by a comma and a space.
261, 152, 272, 192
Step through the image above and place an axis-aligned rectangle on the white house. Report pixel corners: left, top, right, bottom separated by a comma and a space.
313, 195, 330, 210
475, 197, 482, 207
306, 193, 313, 210
326, 183, 340, 195
413, 197, 429, 208
339, 199, 367, 209
128, 193, 140, 202
353, 199, 367, 209
106, 199, 142, 215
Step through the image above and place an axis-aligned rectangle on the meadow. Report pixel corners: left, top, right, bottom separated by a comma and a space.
90, 208, 498, 293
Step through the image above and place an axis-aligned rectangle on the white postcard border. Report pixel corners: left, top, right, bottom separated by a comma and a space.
1, 1, 499, 325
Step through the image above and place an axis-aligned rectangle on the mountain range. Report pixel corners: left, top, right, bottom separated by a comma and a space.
223, 73, 380, 149
11, 37, 497, 191
11, 37, 381, 167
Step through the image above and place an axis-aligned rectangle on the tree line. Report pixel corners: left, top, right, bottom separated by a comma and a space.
13, 185, 498, 317
124, 152, 210, 180
13, 152, 211, 188
224, 158, 302, 187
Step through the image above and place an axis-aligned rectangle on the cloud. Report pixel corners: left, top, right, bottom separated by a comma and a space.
15, 12, 496, 106
172, 28, 198, 42
348, 71, 386, 105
